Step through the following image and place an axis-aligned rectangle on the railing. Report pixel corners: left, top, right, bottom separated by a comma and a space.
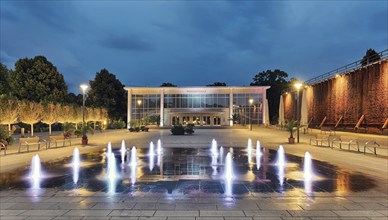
305, 49, 388, 85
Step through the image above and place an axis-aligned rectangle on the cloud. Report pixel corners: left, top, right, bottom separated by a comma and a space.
100, 35, 154, 52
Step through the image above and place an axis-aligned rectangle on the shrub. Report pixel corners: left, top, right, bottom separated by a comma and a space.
110, 119, 126, 129
171, 124, 185, 135
0, 126, 14, 145
185, 123, 195, 134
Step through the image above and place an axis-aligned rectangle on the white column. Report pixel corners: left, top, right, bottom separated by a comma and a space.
127, 89, 132, 129
229, 88, 233, 126
262, 89, 267, 125
160, 89, 164, 127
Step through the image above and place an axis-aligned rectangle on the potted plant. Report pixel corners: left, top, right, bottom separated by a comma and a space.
63, 122, 74, 138
76, 124, 93, 145
185, 123, 195, 135
171, 124, 185, 135
285, 120, 298, 144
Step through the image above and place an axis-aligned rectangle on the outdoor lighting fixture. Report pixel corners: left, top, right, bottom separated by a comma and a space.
335, 74, 340, 78
249, 99, 254, 131
80, 84, 89, 126
137, 100, 142, 126
294, 82, 303, 143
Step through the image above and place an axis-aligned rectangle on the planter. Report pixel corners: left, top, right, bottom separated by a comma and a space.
288, 137, 295, 144
82, 139, 88, 145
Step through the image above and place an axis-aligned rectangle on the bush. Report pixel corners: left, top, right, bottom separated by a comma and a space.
0, 126, 14, 145
185, 123, 195, 134
110, 119, 126, 129
171, 124, 185, 135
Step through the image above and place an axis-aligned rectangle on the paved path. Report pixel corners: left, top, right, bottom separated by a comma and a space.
1, 127, 387, 219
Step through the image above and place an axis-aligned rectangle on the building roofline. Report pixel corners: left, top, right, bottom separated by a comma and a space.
124, 86, 270, 90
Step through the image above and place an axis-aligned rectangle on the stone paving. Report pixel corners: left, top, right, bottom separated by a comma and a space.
0, 127, 387, 219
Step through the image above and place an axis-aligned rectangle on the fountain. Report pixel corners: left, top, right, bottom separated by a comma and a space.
256, 141, 262, 170
149, 142, 155, 171
29, 155, 42, 189
72, 148, 80, 184
247, 138, 252, 164
157, 139, 163, 155
211, 139, 218, 157
224, 152, 233, 196
107, 142, 112, 157
120, 140, 126, 164
276, 145, 286, 185
303, 152, 314, 180
219, 146, 224, 164
106, 153, 118, 194
129, 146, 138, 168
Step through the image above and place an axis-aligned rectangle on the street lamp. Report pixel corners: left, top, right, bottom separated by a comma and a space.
249, 99, 254, 131
294, 82, 303, 143
80, 84, 89, 126
137, 100, 142, 127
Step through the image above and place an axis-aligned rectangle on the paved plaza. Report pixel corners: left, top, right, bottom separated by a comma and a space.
0, 127, 387, 220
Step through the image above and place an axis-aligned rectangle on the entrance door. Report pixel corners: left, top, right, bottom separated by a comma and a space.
213, 116, 221, 125
202, 116, 211, 125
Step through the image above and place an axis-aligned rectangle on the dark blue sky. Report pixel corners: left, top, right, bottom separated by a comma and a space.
1, 1, 387, 93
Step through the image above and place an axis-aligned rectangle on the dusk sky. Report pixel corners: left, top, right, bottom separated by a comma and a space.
1, 1, 387, 93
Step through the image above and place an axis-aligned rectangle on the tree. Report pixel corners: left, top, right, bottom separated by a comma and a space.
207, 82, 227, 86
8, 56, 68, 103
0, 64, 11, 97
0, 98, 19, 133
65, 93, 82, 105
88, 69, 126, 120
18, 101, 42, 136
361, 48, 381, 66
160, 82, 177, 87
251, 69, 290, 123
41, 103, 61, 135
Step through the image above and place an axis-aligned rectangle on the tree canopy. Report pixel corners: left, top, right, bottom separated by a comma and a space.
207, 82, 227, 86
251, 69, 290, 123
160, 82, 177, 87
361, 48, 381, 66
8, 56, 68, 103
0, 63, 11, 97
88, 69, 126, 120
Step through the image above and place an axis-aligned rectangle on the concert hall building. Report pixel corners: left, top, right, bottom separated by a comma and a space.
124, 86, 270, 127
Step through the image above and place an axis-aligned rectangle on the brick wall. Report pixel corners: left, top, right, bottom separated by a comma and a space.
283, 60, 388, 125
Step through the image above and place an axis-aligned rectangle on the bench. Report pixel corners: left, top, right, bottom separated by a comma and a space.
0, 142, 6, 156
309, 134, 331, 147
331, 136, 359, 152
360, 140, 380, 155
19, 137, 47, 153
49, 135, 71, 148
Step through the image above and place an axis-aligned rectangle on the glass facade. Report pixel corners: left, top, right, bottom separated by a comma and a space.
131, 94, 160, 124
233, 93, 263, 124
164, 94, 229, 108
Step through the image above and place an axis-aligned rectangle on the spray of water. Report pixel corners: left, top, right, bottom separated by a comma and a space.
120, 140, 126, 164
276, 145, 286, 185
255, 141, 262, 170
247, 138, 252, 164
107, 142, 112, 157
130, 146, 138, 168
29, 155, 42, 189
157, 139, 163, 155
224, 152, 233, 196
72, 148, 80, 184
149, 142, 155, 171
303, 152, 313, 180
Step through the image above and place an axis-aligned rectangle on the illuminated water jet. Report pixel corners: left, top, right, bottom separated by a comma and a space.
72, 148, 80, 184
247, 138, 252, 164
149, 142, 155, 171
120, 140, 126, 164
29, 155, 42, 189
130, 146, 138, 168
157, 139, 163, 155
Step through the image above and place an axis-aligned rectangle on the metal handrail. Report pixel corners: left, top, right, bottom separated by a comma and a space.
305, 49, 388, 85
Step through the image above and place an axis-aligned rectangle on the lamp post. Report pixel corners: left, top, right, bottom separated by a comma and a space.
80, 84, 89, 127
137, 100, 142, 127
294, 82, 303, 143
249, 99, 253, 131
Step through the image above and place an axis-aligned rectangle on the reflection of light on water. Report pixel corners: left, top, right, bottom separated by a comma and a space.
212, 165, 218, 176
130, 165, 137, 184
336, 171, 350, 196
72, 148, 80, 184
247, 138, 252, 164
29, 155, 42, 189
149, 142, 155, 171
304, 179, 312, 195
256, 141, 262, 170
276, 145, 286, 186
120, 140, 126, 164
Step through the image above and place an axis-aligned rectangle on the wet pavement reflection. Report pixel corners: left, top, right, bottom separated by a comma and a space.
0, 146, 376, 197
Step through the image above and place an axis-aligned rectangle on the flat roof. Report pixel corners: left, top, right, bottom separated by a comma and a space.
124, 86, 270, 94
